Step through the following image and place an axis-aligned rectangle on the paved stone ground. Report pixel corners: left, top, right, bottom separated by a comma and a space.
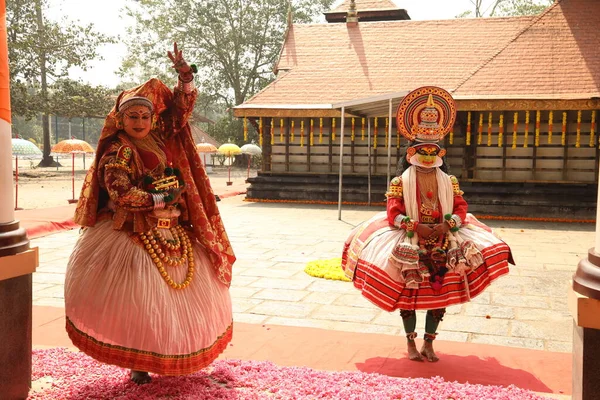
31, 195, 593, 354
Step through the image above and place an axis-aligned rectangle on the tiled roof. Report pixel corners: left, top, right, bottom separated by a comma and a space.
251, 16, 534, 106
329, 0, 399, 13
241, 0, 598, 110
454, 0, 600, 99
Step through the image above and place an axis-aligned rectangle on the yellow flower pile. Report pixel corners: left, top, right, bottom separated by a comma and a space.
304, 258, 350, 282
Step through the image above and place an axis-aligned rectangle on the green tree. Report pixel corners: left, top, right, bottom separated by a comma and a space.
121, 0, 335, 145
457, 0, 553, 18
49, 79, 114, 120
6, 0, 114, 166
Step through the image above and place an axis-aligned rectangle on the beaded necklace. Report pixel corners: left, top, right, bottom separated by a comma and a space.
139, 225, 195, 290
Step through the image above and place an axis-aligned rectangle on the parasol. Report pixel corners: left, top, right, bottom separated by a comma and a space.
240, 142, 262, 181
217, 141, 241, 186
196, 141, 218, 173
11, 138, 43, 210
51, 138, 95, 203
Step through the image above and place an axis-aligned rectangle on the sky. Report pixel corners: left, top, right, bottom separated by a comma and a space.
45, 0, 483, 88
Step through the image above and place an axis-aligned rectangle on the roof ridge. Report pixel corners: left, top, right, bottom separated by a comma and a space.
452, 0, 562, 94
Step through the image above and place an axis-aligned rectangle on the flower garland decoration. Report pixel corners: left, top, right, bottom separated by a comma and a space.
310, 118, 314, 146
477, 113, 483, 145
280, 118, 284, 143
331, 118, 336, 141
243, 117, 248, 142
351, 117, 355, 142
449, 130, 454, 145
374, 117, 378, 149
291, 119, 295, 142
385, 117, 389, 148
487, 112, 492, 147
524, 111, 529, 148
561, 112, 567, 146
498, 114, 504, 147
361, 117, 366, 141
548, 111, 553, 144
590, 110, 596, 148
576, 110, 581, 148
270, 118, 275, 145
466, 111, 472, 146
534, 110, 540, 147
319, 117, 323, 144
259, 117, 263, 147
512, 112, 518, 149
300, 119, 305, 147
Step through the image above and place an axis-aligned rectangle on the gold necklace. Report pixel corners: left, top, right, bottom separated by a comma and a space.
139, 225, 194, 290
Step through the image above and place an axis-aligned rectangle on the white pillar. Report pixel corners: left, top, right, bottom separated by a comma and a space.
595, 162, 600, 252
0, 99, 13, 224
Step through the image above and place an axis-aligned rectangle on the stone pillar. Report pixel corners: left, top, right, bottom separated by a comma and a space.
0, 2, 38, 399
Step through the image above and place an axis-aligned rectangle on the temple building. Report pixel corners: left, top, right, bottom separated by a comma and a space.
233, 0, 600, 218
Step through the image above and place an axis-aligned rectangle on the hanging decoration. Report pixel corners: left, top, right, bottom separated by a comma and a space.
524, 111, 530, 148
374, 117, 378, 149
548, 111, 553, 144
270, 118, 275, 145
361, 118, 366, 141
310, 119, 314, 146
561, 112, 567, 146
466, 112, 472, 146
300, 119, 305, 147
534, 110, 540, 147
592, 111, 597, 148
291, 120, 295, 142
280, 118, 284, 143
259, 117, 263, 147
576, 110, 581, 148
487, 112, 492, 147
477, 113, 483, 145
351, 117, 355, 142
512, 112, 518, 149
498, 115, 504, 147
449, 130, 454, 145
331, 118, 336, 141
384, 117, 389, 148
243, 117, 248, 142
319, 117, 323, 144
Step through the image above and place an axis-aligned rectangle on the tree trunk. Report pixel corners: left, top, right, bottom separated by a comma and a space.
35, 0, 57, 167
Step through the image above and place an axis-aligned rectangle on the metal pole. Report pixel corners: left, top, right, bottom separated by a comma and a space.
368, 118, 371, 206
14, 156, 18, 210
387, 99, 393, 189
337, 106, 345, 220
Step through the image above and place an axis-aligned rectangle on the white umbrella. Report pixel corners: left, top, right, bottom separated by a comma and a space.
11, 138, 43, 210
240, 142, 262, 181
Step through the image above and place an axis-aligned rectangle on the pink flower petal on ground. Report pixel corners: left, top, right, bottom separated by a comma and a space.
29, 348, 551, 400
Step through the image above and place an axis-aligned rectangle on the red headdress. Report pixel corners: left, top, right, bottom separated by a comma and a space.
74, 78, 235, 286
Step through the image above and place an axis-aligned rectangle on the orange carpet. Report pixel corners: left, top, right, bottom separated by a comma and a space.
33, 306, 571, 396
17, 205, 78, 239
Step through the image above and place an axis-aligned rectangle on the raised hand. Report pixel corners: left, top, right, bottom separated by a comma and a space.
167, 42, 193, 81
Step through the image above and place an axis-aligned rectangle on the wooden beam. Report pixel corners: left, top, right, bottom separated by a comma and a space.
456, 99, 600, 112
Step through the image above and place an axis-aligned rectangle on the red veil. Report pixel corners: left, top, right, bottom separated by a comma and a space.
74, 79, 235, 286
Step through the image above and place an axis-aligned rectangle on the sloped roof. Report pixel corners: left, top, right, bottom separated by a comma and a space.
454, 0, 600, 99
246, 16, 535, 107
237, 0, 599, 114
329, 0, 399, 13
191, 125, 221, 148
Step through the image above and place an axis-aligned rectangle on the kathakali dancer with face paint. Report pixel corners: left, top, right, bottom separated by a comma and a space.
341, 86, 513, 362
64, 44, 235, 384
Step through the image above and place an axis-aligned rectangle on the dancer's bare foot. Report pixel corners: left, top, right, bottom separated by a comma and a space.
407, 340, 424, 361
130, 370, 151, 384
420, 340, 439, 362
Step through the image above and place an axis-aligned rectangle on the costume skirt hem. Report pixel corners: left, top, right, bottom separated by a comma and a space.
66, 317, 232, 375
346, 243, 511, 311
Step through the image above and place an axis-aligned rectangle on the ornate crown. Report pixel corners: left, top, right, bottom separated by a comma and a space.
396, 86, 456, 143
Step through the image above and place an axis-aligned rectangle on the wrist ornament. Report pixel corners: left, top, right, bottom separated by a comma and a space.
444, 214, 462, 232
401, 216, 418, 238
